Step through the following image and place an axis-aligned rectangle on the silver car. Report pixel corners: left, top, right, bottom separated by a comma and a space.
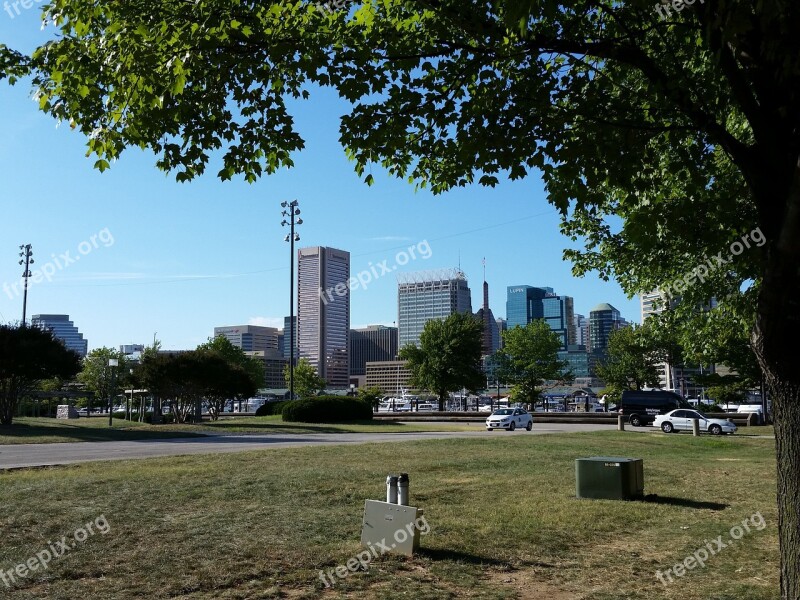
654, 409, 737, 435
486, 408, 533, 431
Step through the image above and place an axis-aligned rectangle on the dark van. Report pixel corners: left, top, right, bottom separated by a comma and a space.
620, 390, 690, 427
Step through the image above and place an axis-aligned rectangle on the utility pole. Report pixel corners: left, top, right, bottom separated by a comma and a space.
281, 200, 302, 400
18, 244, 33, 326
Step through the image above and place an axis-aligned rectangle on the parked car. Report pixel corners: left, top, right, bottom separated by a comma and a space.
654, 409, 737, 435
619, 390, 690, 427
416, 403, 436, 412
486, 408, 533, 431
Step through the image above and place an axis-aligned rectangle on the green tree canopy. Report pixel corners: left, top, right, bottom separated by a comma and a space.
78, 347, 129, 410
498, 320, 571, 405
286, 358, 326, 400
596, 324, 665, 394
197, 335, 266, 389
399, 312, 483, 411
0, 324, 82, 425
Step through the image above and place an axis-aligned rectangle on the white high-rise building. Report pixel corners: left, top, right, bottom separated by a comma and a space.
298, 246, 350, 387
397, 269, 472, 349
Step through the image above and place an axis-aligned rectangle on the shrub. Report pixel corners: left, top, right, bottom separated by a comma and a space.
281, 396, 372, 423
255, 401, 290, 416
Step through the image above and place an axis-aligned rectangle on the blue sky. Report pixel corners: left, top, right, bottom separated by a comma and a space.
0, 9, 640, 351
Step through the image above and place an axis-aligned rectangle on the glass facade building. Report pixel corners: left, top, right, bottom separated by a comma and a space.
350, 325, 398, 377
542, 294, 575, 351
31, 314, 88, 357
505, 286, 548, 329
298, 246, 350, 387
397, 269, 472, 349
282, 316, 298, 363
589, 303, 622, 362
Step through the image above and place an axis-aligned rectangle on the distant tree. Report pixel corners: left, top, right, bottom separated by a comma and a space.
0, 324, 82, 425
285, 358, 326, 400
498, 320, 571, 406
399, 312, 483, 411
193, 350, 257, 420
357, 386, 384, 411
197, 335, 265, 389
78, 347, 129, 413
596, 325, 664, 393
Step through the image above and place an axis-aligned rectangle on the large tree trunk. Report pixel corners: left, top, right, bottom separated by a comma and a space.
753, 161, 800, 598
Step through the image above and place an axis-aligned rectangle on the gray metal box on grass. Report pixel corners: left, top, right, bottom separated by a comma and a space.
575, 457, 644, 500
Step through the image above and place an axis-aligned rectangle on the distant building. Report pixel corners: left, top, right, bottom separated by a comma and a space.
119, 344, 145, 362
506, 285, 548, 329
350, 325, 398, 377
245, 349, 289, 389
213, 325, 279, 353
31, 314, 87, 357
298, 246, 350, 387
365, 360, 412, 394
506, 285, 575, 351
573, 314, 589, 348
558, 345, 594, 379
397, 268, 472, 349
542, 293, 575, 351
588, 303, 623, 361
640, 291, 715, 396
475, 281, 500, 356
496, 317, 507, 348
282, 315, 298, 364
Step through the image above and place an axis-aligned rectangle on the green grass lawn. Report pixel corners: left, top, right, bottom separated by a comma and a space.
0, 416, 474, 444
0, 431, 777, 599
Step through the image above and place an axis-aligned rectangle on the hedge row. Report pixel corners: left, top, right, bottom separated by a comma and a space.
255, 401, 291, 416
281, 396, 373, 423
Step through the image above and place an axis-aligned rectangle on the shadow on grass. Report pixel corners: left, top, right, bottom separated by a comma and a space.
204, 420, 415, 434
416, 547, 516, 568
641, 494, 728, 511
0, 422, 205, 443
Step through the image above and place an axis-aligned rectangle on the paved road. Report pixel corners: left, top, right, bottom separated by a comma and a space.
0, 423, 618, 470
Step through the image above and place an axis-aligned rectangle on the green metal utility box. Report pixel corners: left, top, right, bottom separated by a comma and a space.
575, 457, 644, 500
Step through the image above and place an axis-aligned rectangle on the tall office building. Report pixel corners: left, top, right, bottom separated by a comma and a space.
298, 246, 350, 387
506, 285, 548, 329
542, 293, 575, 350
496, 318, 507, 348
506, 286, 575, 351
282, 315, 298, 363
397, 268, 472, 349
31, 314, 88, 357
589, 303, 624, 363
213, 325, 279, 352
574, 314, 589, 347
350, 325, 398, 376
475, 281, 501, 356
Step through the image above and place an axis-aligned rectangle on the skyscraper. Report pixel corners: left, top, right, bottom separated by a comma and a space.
475, 280, 500, 355
397, 268, 472, 349
574, 314, 589, 347
506, 285, 548, 329
542, 293, 575, 350
282, 315, 298, 363
350, 325, 398, 376
31, 314, 88, 357
506, 285, 575, 351
213, 325, 279, 352
298, 246, 350, 387
589, 303, 623, 359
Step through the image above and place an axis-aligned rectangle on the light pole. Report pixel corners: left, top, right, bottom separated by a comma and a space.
108, 358, 118, 427
281, 200, 302, 400
18, 244, 33, 326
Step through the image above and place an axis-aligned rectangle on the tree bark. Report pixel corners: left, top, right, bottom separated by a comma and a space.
753, 163, 800, 598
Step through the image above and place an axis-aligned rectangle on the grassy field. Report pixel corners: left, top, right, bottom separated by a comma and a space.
0, 416, 475, 445
0, 430, 777, 599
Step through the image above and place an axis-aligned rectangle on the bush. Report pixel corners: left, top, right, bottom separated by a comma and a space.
281, 396, 373, 423
255, 401, 290, 416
